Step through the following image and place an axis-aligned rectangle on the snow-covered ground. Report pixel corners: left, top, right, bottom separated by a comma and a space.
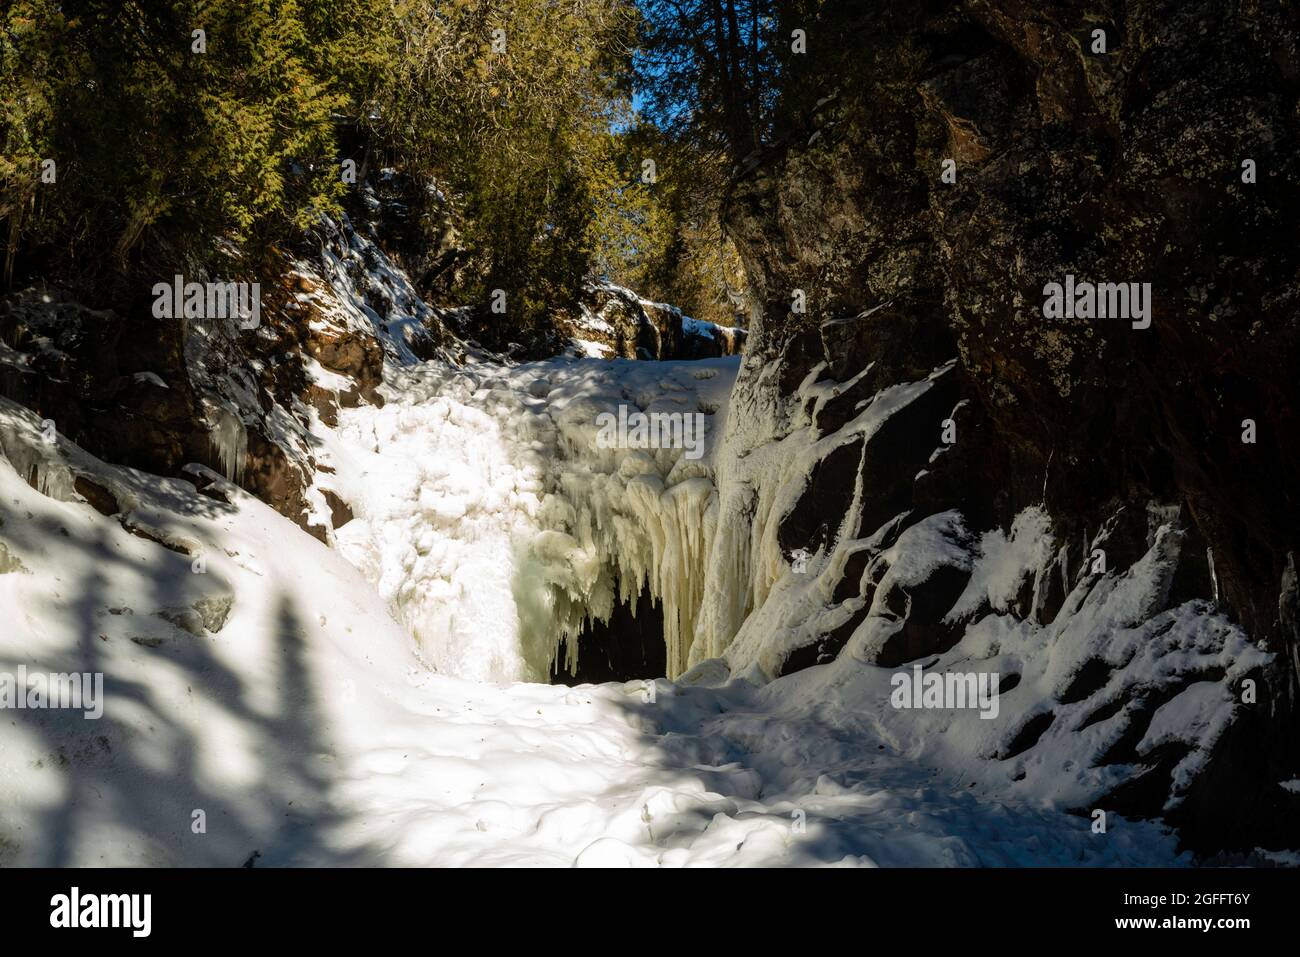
0, 360, 1191, 867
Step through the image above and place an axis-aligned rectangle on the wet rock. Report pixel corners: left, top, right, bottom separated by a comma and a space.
777, 601, 869, 678
776, 436, 863, 557
873, 563, 973, 667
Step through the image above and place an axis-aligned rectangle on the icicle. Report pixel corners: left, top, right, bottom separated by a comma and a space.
208, 408, 247, 484
0, 413, 75, 502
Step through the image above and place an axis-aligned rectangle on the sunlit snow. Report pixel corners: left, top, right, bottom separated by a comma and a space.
0, 221, 1232, 867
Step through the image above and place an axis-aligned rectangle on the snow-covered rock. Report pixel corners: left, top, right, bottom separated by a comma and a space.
557, 280, 746, 361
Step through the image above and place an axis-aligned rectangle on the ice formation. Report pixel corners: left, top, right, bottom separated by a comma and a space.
206, 405, 247, 485
0, 215, 1279, 865
0, 393, 1201, 865
318, 356, 737, 681
294, 216, 744, 682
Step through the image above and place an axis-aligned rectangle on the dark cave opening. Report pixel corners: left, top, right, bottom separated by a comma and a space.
549, 584, 667, 685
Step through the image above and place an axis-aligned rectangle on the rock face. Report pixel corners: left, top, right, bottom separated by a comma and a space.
0, 213, 453, 542
712, 0, 1300, 854
0, 292, 200, 476
558, 281, 746, 360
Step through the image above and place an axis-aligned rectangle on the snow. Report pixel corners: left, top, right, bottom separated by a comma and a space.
0, 394, 1188, 865
573, 280, 744, 358
313, 212, 451, 365
0, 356, 1204, 867
317, 355, 737, 682
671, 343, 1267, 818
947, 506, 1054, 622
683, 314, 745, 341
301, 355, 353, 392
0, 215, 1279, 868
1138, 682, 1235, 805
131, 372, 169, 390
697, 360, 958, 677
569, 338, 613, 359
574, 307, 615, 336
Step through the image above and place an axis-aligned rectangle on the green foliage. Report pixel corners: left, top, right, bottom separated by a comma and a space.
1, 0, 386, 293
589, 122, 745, 327
0, 1, 68, 284
0, 0, 750, 332
370, 0, 642, 336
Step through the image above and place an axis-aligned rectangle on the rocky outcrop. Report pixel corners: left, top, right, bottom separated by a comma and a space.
709, 0, 1300, 855
558, 281, 746, 360
0, 215, 426, 542
0, 292, 200, 475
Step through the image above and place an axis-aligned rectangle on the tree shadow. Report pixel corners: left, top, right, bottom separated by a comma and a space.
0, 497, 385, 866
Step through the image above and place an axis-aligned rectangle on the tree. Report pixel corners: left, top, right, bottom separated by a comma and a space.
634, 0, 783, 164
369, 0, 642, 337
0, 0, 389, 295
